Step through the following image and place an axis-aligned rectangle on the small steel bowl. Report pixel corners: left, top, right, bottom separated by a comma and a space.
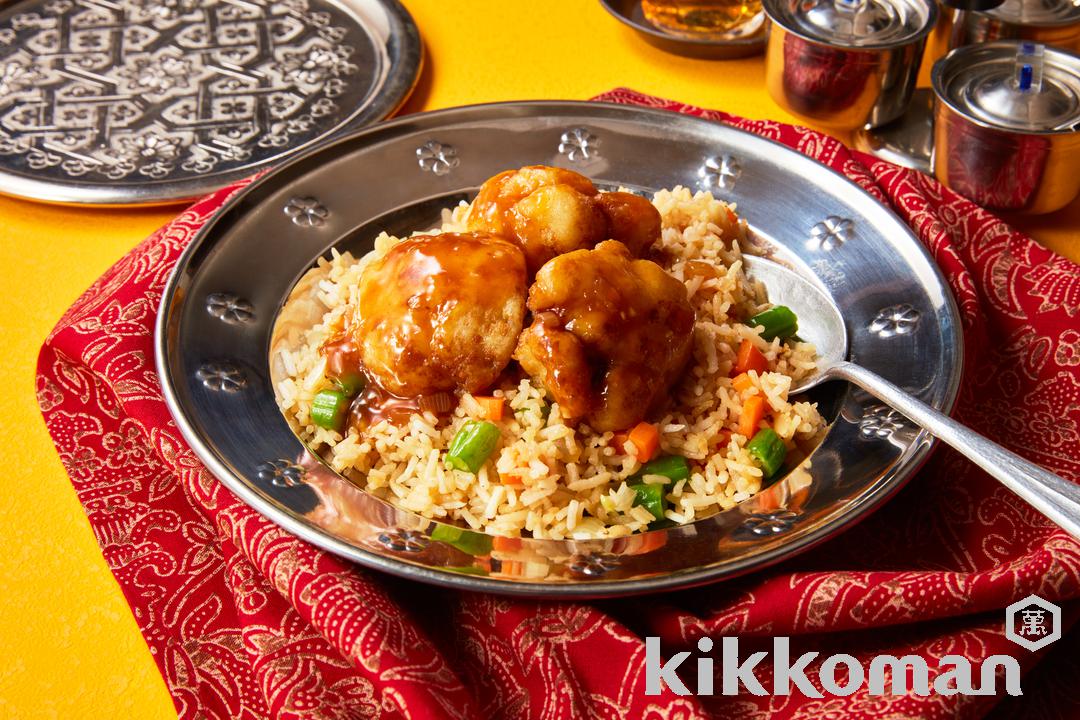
764, 0, 939, 130
952, 0, 1080, 52
932, 41, 1080, 214
599, 0, 767, 59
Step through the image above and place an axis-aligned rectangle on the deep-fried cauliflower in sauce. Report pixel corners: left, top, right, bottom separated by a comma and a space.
466, 165, 662, 273
595, 190, 663, 257
334, 232, 527, 398
515, 240, 695, 432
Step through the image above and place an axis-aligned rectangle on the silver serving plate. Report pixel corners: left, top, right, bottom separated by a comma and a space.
156, 101, 963, 597
0, 0, 420, 205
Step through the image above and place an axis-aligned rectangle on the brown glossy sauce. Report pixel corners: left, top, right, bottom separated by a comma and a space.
535, 313, 580, 393
533, 323, 570, 392
322, 334, 362, 380
349, 382, 423, 430
321, 334, 431, 430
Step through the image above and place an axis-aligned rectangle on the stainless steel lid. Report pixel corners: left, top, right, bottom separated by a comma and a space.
763, 0, 937, 49
987, 0, 1080, 27
0, 0, 421, 206
933, 41, 1080, 133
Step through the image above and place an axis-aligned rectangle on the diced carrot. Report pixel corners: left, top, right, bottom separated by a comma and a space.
492, 536, 521, 553
732, 372, 754, 393
726, 207, 737, 224
733, 339, 768, 375
498, 559, 524, 577
612, 431, 630, 453
738, 395, 766, 438
627, 422, 661, 461
474, 395, 504, 422
499, 472, 523, 486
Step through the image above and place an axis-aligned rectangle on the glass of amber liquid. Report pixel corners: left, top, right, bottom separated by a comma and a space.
641, 0, 764, 38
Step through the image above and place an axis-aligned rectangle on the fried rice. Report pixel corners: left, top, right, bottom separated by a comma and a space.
273, 187, 825, 540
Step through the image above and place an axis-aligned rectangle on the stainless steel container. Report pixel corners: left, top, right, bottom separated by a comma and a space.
932, 41, 1080, 213
927, 0, 1080, 67
954, 0, 1080, 50
764, 0, 938, 130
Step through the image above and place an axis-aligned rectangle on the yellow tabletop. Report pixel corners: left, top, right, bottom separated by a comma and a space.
1, 1, 1077, 717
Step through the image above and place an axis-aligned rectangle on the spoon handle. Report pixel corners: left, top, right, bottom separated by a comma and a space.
831, 361, 1080, 540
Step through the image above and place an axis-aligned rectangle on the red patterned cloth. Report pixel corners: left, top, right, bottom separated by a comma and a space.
37, 89, 1080, 719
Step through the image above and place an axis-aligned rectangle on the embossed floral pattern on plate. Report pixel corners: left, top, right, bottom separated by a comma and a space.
869, 304, 921, 338
808, 216, 854, 251
377, 528, 430, 553
284, 196, 329, 227
859, 405, 907, 439
205, 293, 254, 324
558, 127, 598, 161
699, 154, 741, 191
195, 360, 246, 392
416, 140, 458, 175
256, 459, 306, 488
568, 552, 620, 577
736, 510, 800, 538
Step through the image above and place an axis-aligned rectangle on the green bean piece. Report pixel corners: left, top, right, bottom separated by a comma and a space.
748, 305, 799, 342
431, 524, 494, 556
631, 455, 691, 484
630, 483, 667, 521
746, 428, 787, 477
332, 371, 366, 397
310, 389, 349, 430
445, 420, 501, 474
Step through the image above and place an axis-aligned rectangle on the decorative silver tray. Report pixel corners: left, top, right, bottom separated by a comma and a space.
156, 101, 963, 597
0, 0, 420, 205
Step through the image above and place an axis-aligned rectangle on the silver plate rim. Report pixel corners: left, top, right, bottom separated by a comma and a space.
156, 99, 964, 597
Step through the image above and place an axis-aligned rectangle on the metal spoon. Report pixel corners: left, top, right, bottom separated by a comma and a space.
744, 255, 1080, 540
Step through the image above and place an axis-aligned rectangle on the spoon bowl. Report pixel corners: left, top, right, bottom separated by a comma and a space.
744, 254, 1080, 540
743, 256, 847, 393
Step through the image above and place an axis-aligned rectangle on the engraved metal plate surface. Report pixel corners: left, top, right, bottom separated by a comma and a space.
157, 102, 963, 597
0, 0, 420, 204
